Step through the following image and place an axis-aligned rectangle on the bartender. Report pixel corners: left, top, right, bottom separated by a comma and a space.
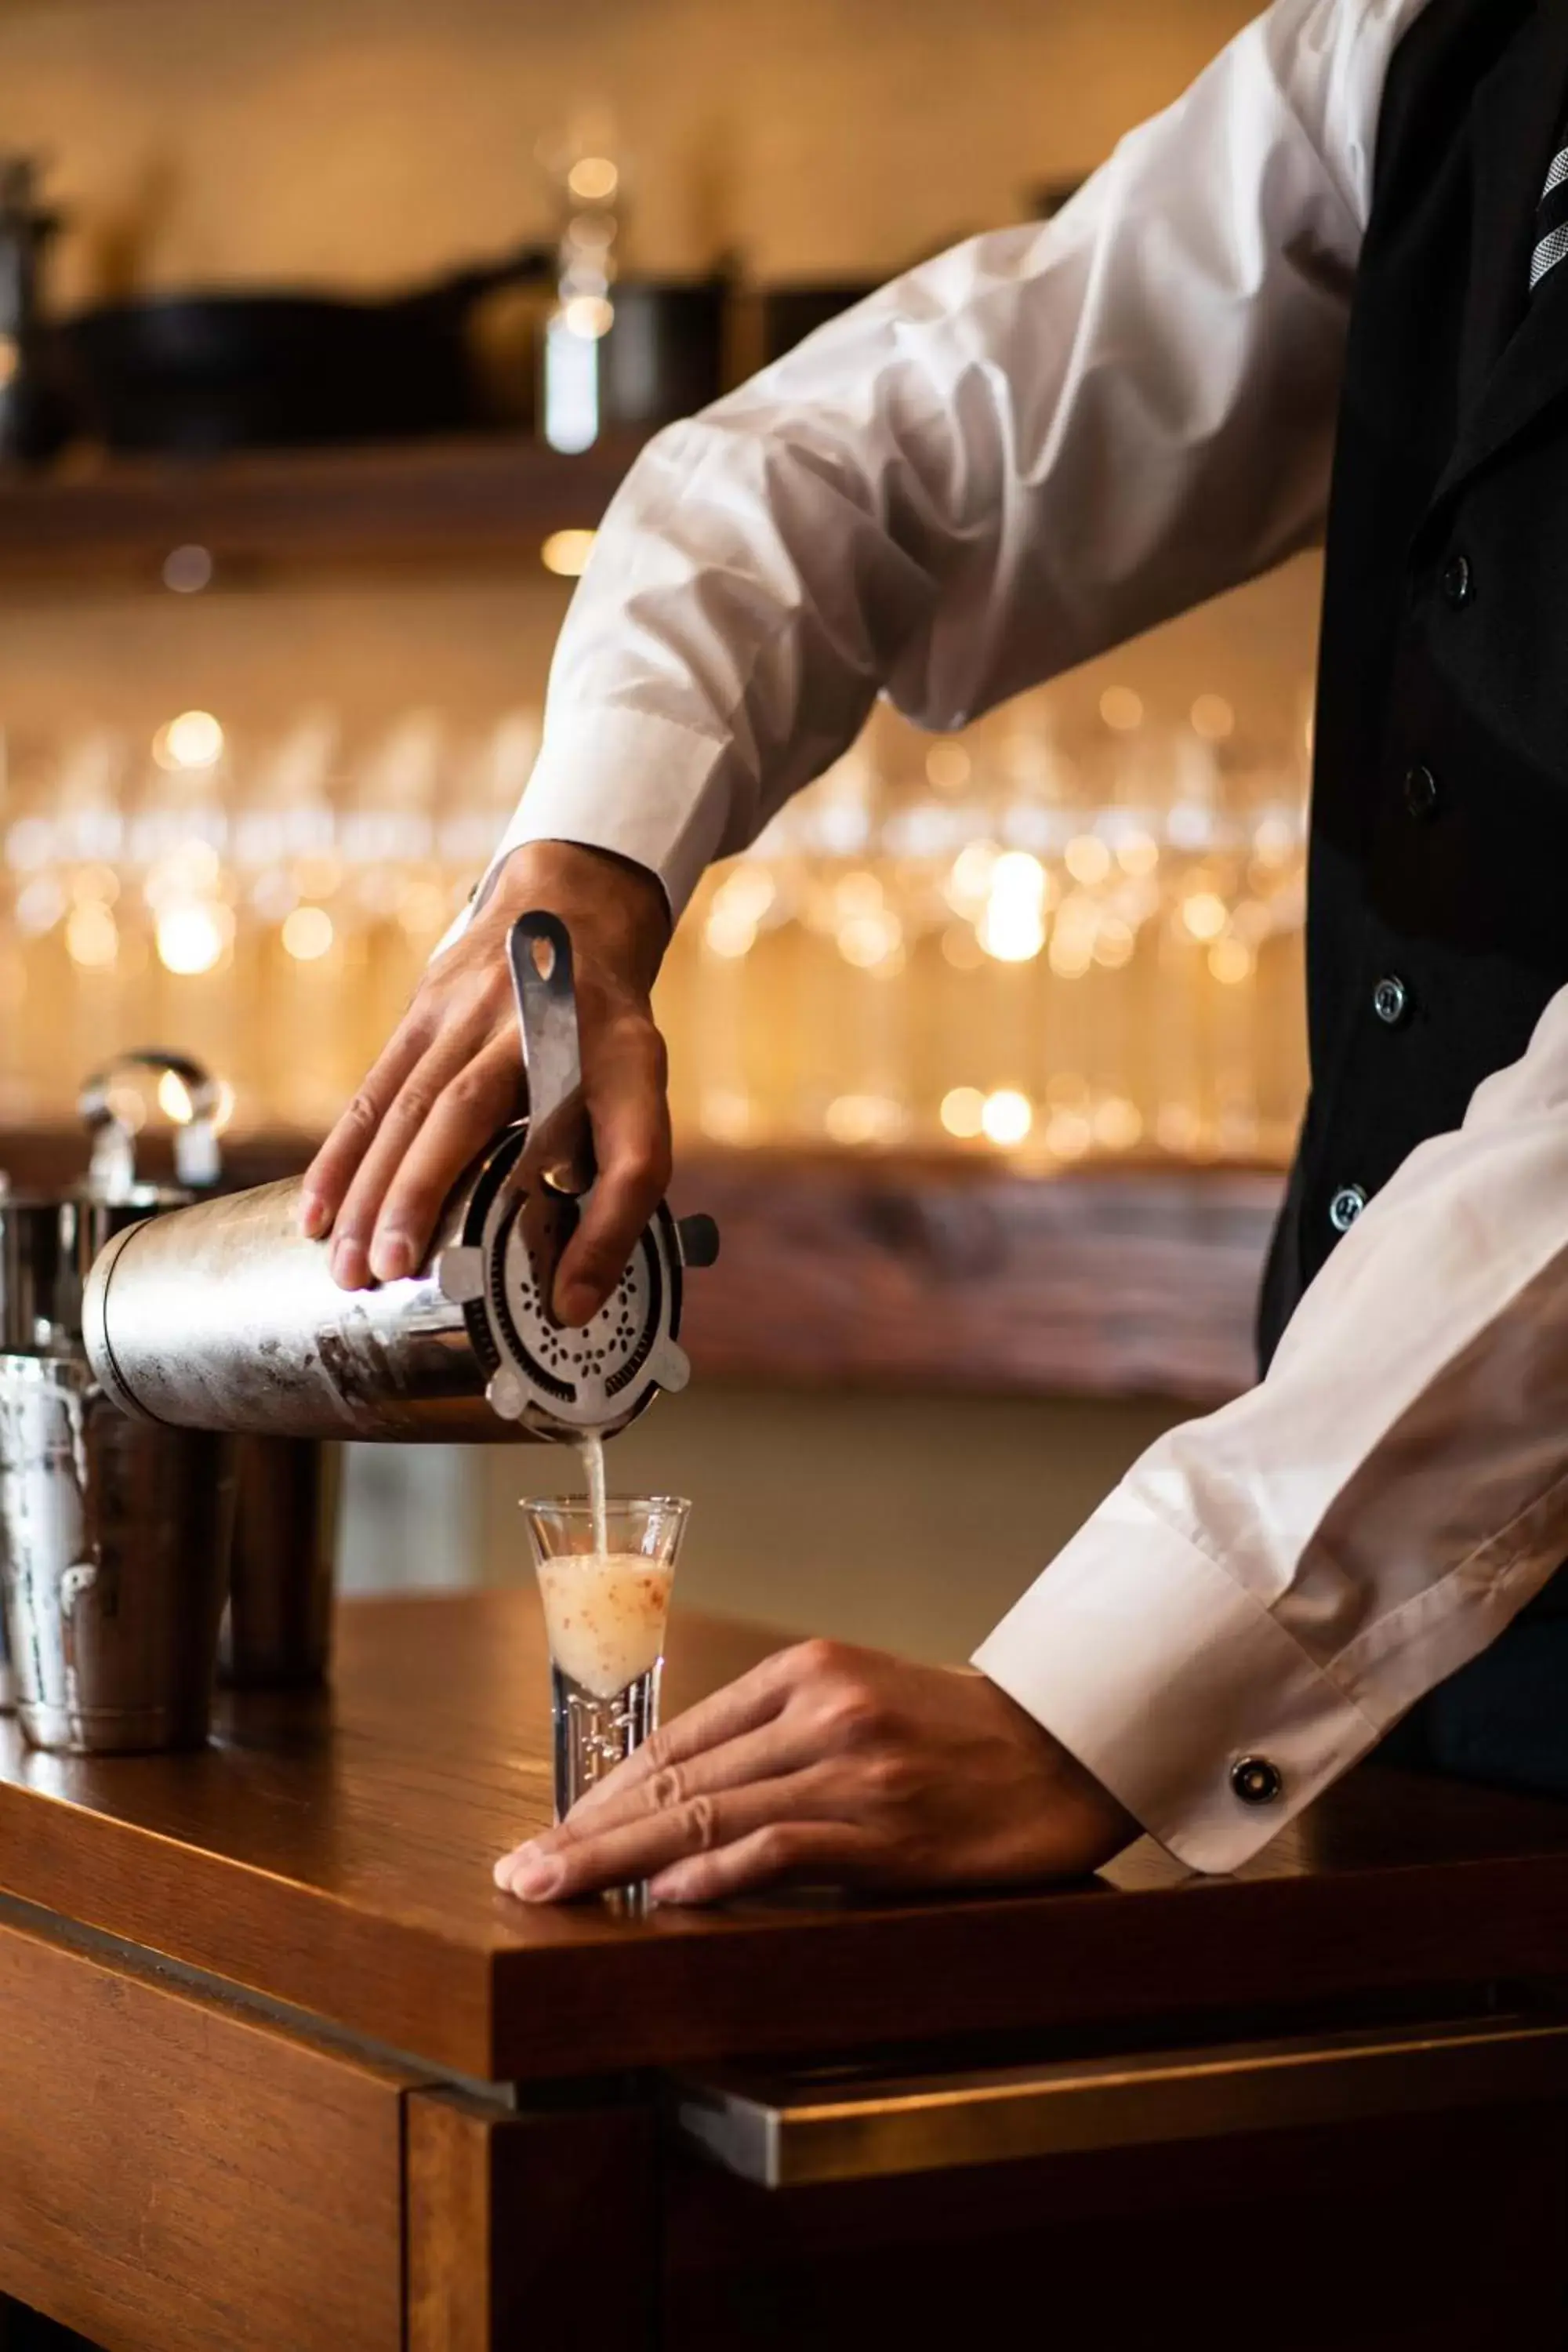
307, 0, 1568, 1904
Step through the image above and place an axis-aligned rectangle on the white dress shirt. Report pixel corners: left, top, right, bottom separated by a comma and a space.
467, 0, 1568, 1874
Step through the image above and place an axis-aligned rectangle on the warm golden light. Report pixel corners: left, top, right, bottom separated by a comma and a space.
282, 905, 335, 963
1190, 694, 1236, 742
64, 899, 118, 970
157, 1069, 194, 1124
1099, 686, 1145, 734
837, 909, 903, 969
154, 711, 225, 773
1209, 936, 1254, 985
1094, 1096, 1144, 1152
156, 901, 229, 976
824, 1094, 904, 1147
567, 155, 619, 202
70, 864, 119, 906
946, 840, 999, 914
699, 1089, 753, 1144
714, 866, 777, 925
1045, 1109, 1092, 1160
542, 528, 597, 578
562, 294, 615, 340
978, 901, 1045, 963
926, 741, 971, 792
1181, 891, 1229, 942
940, 1086, 986, 1140
835, 870, 884, 920
1092, 918, 1136, 970
0, 336, 19, 390
982, 1088, 1033, 1147
145, 842, 221, 906
704, 908, 757, 960
1116, 829, 1160, 877
1064, 834, 1111, 887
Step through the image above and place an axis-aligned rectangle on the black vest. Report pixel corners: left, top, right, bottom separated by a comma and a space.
1259, 0, 1568, 1365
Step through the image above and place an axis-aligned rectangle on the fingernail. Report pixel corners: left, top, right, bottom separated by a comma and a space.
370, 1232, 414, 1283
331, 1238, 368, 1290
507, 1846, 564, 1901
648, 1867, 691, 1904
299, 1192, 328, 1240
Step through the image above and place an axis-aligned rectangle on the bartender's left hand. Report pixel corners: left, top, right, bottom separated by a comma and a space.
493, 1641, 1136, 1905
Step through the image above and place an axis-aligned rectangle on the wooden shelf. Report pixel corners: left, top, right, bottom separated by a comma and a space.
670, 1151, 1280, 1406
0, 1131, 1283, 1404
0, 433, 648, 587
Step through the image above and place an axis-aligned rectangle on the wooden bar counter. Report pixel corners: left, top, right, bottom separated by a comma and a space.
1, 1590, 1567, 2351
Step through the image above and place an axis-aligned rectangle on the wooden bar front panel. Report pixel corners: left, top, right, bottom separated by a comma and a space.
407, 2089, 656, 2352
0, 1911, 409, 2352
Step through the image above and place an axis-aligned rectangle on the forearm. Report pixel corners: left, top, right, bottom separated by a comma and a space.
978, 986, 1568, 1872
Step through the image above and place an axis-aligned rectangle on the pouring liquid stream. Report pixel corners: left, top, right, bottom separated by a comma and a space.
579, 1428, 608, 1560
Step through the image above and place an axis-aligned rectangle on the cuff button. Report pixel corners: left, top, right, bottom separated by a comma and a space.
1231, 1755, 1283, 1807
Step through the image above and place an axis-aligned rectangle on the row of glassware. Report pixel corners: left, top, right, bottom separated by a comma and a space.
0, 688, 1311, 1167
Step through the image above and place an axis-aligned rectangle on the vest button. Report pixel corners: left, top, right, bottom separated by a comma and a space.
1372, 975, 1410, 1027
1330, 1185, 1368, 1234
1441, 554, 1474, 610
1231, 1756, 1283, 1807
1403, 764, 1440, 820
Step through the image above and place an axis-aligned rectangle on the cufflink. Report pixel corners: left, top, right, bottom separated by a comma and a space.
1230, 1755, 1283, 1807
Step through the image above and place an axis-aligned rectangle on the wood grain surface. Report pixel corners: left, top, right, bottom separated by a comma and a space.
670, 1151, 1281, 1404
0, 1594, 1567, 2087
0, 1904, 408, 2352
407, 2089, 655, 2351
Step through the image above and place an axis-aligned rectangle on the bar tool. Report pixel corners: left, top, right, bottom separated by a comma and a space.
0, 1051, 234, 1751
85, 912, 720, 1443
220, 1435, 342, 1690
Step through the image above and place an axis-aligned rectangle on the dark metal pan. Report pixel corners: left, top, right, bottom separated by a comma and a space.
48, 241, 552, 454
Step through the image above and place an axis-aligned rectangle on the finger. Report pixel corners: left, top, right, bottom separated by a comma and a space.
562, 1652, 800, 1820
299, 1016, 430, 1240
650, 1821, 879, 1906
554, 1018, 672, 1325
367, 1031, 524, 1282
327, 1023, 491, 1288
495, 1769, 836, 1902
560, 1719, 816, 1838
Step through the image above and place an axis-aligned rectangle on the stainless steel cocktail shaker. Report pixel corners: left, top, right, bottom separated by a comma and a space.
85, 914, 718, 1446
0, 1052, 236, 1751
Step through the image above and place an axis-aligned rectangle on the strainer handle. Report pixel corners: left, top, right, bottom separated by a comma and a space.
508, 913, 596, 1199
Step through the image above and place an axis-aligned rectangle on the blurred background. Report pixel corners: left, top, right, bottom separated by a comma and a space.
0, 0, 1310, 1659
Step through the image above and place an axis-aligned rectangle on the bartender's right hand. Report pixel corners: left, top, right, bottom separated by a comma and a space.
300, 840, 673, 1325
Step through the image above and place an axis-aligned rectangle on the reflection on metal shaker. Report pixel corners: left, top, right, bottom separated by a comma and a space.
220, 1437, 341, 1689
0, 1354, 234, 1753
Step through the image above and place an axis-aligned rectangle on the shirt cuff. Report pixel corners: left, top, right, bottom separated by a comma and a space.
971, 1489, 1386, 1875
488, 704, 738, 925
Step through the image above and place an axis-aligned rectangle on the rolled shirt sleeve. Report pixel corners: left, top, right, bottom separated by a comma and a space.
466, 0, 1433, 923
976, 989, 1568, 1872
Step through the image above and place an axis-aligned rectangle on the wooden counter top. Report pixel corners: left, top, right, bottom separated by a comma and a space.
1, 1591, 1566, 2087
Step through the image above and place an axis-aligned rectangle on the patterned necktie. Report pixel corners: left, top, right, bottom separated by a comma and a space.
1532, 132, 1568, 294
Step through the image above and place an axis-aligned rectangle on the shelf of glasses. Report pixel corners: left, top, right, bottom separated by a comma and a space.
0, 432, 648, 588
0, 1128, 1282, 1404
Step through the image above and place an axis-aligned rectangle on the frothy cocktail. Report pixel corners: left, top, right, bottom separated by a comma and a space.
535, 1550, 673, 1703
522, 1494, 690, 1828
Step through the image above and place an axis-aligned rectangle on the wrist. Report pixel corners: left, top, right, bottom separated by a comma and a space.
485, 840, 672, 994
